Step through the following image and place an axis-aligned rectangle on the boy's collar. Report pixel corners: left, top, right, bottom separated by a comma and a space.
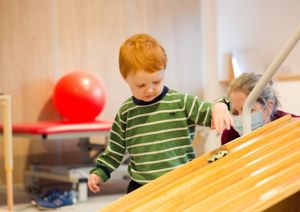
132, 86, 169, 105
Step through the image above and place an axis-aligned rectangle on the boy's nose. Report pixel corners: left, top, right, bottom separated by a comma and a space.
146, 85, 154, 93
147, 88, 154, 93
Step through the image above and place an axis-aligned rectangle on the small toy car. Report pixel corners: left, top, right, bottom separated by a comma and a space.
208, 150, 228, 163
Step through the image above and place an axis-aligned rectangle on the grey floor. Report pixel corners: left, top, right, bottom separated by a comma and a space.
0, 181, 128, 212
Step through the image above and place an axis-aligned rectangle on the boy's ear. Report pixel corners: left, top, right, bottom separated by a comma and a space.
122, 75, 128, 82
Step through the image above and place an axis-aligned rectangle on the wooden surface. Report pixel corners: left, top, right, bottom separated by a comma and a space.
275, 73, 300, 81
100, 115, 300, 211
0, 95, 13, 211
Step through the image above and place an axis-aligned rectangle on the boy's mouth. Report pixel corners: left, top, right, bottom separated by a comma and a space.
143, 95, 155, 100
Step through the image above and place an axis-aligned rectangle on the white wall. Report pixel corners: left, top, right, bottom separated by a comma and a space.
275, 81, 300, 115
200, 0, 224, 152
217, 0, 300, 114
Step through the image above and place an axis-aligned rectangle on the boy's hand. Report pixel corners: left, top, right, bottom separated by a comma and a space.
211, 102, 233, 133
88, 173, 101, 193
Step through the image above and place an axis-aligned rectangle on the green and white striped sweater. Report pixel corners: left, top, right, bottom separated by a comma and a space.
90, 87, 230, 184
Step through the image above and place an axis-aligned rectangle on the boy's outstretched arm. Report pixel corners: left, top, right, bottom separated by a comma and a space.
88, 112, 126, 193
211, 102, 233, 133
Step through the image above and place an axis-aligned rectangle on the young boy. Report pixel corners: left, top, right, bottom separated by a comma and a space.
88, 33, 233, 193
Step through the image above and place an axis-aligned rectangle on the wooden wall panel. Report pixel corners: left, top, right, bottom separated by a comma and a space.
135, 0, 203, 96
0, 0, 202, 185
56, 0, 135, 120
0, 0, 59, 185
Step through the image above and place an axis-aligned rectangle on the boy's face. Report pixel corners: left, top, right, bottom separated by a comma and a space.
125, 69, 165, 102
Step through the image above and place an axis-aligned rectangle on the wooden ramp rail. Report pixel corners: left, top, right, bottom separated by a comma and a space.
100, 115, 300, 211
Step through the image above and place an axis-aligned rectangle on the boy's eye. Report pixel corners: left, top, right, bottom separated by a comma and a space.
153, 81, 161, 84
137, 84, 145, 88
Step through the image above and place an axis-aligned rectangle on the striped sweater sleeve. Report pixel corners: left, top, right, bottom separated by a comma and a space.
183, 94, 213, 127
90, 111, 126, 182
184, 94, 231, 127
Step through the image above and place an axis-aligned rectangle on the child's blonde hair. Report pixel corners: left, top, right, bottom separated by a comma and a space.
119, 33, 167, 78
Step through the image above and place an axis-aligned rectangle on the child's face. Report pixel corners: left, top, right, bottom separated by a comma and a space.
125, 69, 165, 102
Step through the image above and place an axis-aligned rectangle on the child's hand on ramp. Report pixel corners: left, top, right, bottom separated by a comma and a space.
211, 102, 233, 133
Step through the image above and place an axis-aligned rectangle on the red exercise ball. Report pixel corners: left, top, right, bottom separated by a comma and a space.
53, 71, 107, 122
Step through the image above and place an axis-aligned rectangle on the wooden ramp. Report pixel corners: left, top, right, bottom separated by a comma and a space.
100, 115, 300, 212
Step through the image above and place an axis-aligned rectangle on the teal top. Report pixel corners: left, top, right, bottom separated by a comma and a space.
90, 86, 230, 184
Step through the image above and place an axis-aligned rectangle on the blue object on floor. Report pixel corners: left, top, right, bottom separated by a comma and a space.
32, 189, 75, 209
31, 189, 63, 205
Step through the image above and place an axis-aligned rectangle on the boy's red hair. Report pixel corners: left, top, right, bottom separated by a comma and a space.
119, 34, 167, 78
